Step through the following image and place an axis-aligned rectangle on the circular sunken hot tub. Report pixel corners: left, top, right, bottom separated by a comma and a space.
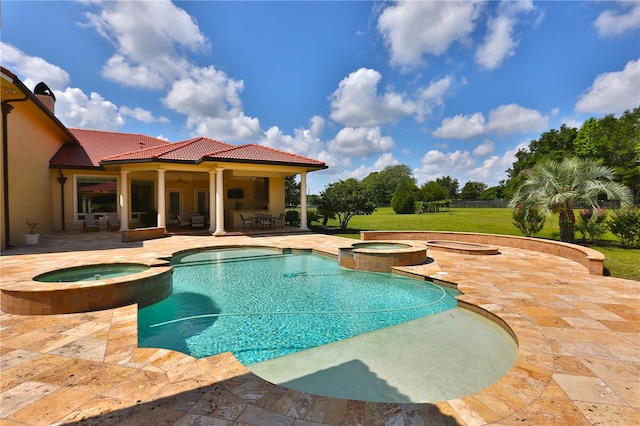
339, 241, 427, 272
34, 263, 150, 282
351, 242, 412, 251
426, 240, 500, 255
1, 262, 172, 315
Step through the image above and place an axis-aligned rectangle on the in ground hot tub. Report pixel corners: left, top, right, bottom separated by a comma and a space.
426, 240, 500, 255
339, 241, 427, 272
34, 263, 150, 282
1, 262, 172, 315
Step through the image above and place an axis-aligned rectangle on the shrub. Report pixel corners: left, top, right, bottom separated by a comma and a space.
608, 208, 640, 248
512, 205, 546, 237
391, 181, 418, 214
306, 208, 322, 226
284, 209, 301, 227
576, 207, 607, 244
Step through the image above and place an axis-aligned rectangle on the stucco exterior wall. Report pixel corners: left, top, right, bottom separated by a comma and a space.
4, 104, 65, 247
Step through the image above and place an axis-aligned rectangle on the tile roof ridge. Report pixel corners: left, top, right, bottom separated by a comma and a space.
176, 136, 234, 146
69, 127, 161, 139
243, 143, 325, 163
101, 147, 154, 161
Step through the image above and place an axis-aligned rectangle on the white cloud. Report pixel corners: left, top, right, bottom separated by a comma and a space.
328, 127, 395, 157
101, 55, 166, 90
414, 149, 477, 184
433, 113, 487, 139
594, 2, 640, 38
433, 104, 547, 140
55, 87, 124, 130
466, 142, 527, 185
163, 66, 261, 141
260, 116, 328, 162
475, 15, 517, 71
119, 106, 169, 124
329, 68, 415, 127
0, 43, 69, 90
475, 0, 538, 70
373, 152, 400, 170
575, 59, 640, 115
415, 75, 455, 121
84, 0, 208, 88
473, 140, 495, 156
487, 103, 548, 134
377, 1, 482, 68
327, 152, 400, 183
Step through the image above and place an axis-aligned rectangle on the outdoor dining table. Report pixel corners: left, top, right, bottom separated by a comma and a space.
253, 214, 274, 229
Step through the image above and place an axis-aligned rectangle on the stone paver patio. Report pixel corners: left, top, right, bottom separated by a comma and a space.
1, 231, 638, 425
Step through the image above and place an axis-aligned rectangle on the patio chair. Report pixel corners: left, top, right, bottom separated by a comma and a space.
83, 213, 99, 231
240, 214, 254, 230
272, 213, 284, 228
106, 212, 120, 231
190, 213, 205, 229
176, 214, 191, 227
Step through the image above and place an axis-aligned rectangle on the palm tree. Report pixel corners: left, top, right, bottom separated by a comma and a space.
509, 157, 632, 242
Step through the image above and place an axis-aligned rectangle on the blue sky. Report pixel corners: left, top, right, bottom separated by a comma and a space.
2, 1, 639, 194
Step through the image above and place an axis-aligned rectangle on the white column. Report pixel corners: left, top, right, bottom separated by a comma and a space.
156, 169, 166, 227
208, 170, 216, 233
300, 172, 309, 230
119, 170, 129, 231
214, 168, 225, 235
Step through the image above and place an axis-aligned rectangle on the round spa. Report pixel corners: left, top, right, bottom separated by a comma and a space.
1, 263, 173, 315
339, 241, 427, 272
34, 263, 150, 282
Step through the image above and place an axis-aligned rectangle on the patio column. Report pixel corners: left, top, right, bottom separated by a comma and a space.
214, 168, 225, 235
119, 170, 129, 231
208, 170, 216, 233
300, 172, 309, 231
156, 168, 166, 227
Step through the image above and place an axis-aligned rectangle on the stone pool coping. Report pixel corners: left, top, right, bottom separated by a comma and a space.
362, 230, 605, 275
0, 232, 638, 425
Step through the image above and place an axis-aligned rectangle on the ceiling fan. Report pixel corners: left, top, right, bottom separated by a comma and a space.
169, 173, 189, 183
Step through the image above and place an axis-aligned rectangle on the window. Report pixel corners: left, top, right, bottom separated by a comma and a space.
76, 176, 117, 218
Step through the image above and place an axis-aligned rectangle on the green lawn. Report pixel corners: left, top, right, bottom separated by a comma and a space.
317, 207, 639, 281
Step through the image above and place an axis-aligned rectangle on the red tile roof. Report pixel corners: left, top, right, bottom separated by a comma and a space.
101, 137, 233, 163
50, 129, 327, 170
205, 144, 327, 167
50, 129, 169, 169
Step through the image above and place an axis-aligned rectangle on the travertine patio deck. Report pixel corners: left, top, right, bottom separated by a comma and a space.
1, 231, 638, 425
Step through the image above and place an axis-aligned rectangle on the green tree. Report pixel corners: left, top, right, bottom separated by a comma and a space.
480, 183, 505, 200
435, 176, 459, 199
318, 178, 376, 230
574, 117, 599, 158
363, 165, 415, 206
460, 181, 488, 200
391, 180, 419, 214
285, 175, 300, 206
419, 181, 448, 202
509, 157, 633, 242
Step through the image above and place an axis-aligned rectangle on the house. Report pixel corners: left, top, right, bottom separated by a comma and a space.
1, 66, 327, 250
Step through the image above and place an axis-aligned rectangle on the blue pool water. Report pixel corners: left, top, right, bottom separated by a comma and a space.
138, 248, 458, 364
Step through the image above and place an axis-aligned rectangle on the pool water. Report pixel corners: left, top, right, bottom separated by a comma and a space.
138, 249, 458, 364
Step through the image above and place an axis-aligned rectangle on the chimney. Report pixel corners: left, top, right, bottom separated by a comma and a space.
33, 82, 56, 114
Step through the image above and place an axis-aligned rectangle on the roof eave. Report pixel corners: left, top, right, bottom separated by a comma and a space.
2, 67, 80, 145
203, 157, 328, 170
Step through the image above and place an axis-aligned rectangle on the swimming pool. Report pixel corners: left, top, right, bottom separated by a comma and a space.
138, 248, 458, 364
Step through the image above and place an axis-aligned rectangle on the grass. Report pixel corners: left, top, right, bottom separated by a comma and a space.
315, 207, 639, 281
